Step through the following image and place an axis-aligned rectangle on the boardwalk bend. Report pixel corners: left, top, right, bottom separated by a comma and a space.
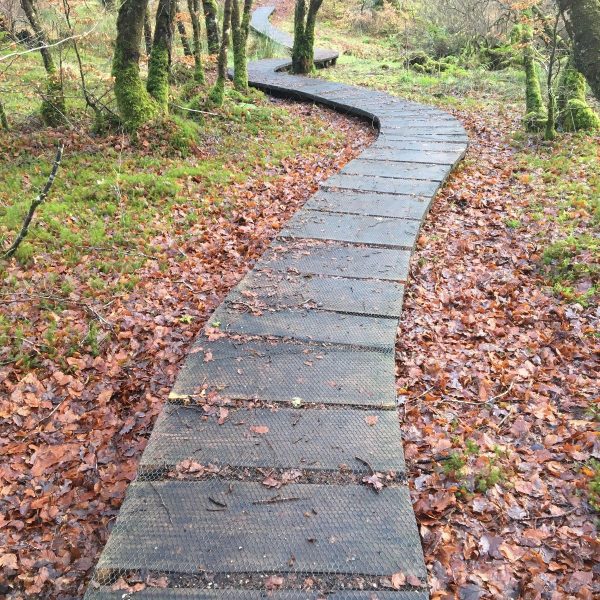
85, 7, 468, 599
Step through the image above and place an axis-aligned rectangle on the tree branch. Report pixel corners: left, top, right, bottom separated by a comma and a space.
3, 144, 64, 260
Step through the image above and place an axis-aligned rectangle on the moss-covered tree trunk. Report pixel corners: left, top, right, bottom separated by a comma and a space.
202, 0, 220, 55
209, 0, 232, 106
176, 6, 193, 56
557, 55, 600, 130
20, 0, 66, 126
0, 99, 8, 131
147, 0, 177, 111
113, 0, 157, 131
522, 18, 547, 131
187, 0, 205, 83
558, 0, 600, 102
292, 0, 323, 75
144, 7, 153, 55
231, 0, 253, 91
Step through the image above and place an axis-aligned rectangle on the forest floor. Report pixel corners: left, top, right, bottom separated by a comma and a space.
0, 48, 374, 597
301, 3, 599, 599
1, 3, 599, 599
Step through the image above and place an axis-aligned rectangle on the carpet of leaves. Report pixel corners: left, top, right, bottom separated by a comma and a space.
398, 106, 599, 599
0, 106, 373, 599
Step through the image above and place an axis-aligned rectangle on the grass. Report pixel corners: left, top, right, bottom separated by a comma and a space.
0, 11, 352, 370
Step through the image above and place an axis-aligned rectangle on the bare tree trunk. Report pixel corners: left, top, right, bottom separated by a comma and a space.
202, 0, 220, 54
558, 0, 600, 101
144, 7, 153, 55
231, 0, 253, 91
20, 0, 66, 125
112, 0, 157, 130
187, 0, 205, 83
147, 0, 177, 110
209, 0, 232, 106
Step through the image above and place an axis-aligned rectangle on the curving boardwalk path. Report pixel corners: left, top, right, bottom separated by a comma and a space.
85, 7, 467, 599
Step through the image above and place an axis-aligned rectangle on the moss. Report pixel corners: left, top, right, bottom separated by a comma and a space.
113, 49, 158, 131
208, 78, 225, 107
562, 99, 600, 131
557, 59, 600, 132
0, 99, 8, 130
522, 23, 546, 132
40, 74, 66, 127
147, 42, 170, 110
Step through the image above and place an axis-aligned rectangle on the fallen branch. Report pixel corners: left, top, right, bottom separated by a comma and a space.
3, 144, 64, 260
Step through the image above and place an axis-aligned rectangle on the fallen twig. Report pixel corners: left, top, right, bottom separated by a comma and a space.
252, 495, 301, 505
3, 144, 64, 259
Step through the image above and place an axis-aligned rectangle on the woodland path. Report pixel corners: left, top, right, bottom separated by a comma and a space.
85, 7, 468, 599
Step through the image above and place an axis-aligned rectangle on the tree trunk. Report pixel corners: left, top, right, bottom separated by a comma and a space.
558, 0, 600, 102
144, 7, 153, 55
557, 54, 600, 130
0, 99, 8, 130
522, 19, 547, 131
177, 6, 193, 56
147, 0, 177, 110
112, 0, 157, 130
231, 0, 253, 91
186, 0, 205, 83
292, 0, 323, 75
209, 0, 232, 106
20, 0, 66, 126
202, 0, 220, 55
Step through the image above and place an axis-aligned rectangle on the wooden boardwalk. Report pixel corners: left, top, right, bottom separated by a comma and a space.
85, 7, 468, 599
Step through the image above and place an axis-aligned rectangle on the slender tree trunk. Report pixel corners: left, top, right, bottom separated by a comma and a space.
144, 7, 153, 55
0, 99, 8, 130
558, 0, 600, 102
202, 0, 220, 54
176, 5, 193, 56
522, 17, 547, 131
187, 0, 205, 83
209, 0, 232, 106
231, 0, 253, 91
147, 0, 177, 110
112, 0, 157, 130
20, 0, 66, 126
292, 0, 323, 75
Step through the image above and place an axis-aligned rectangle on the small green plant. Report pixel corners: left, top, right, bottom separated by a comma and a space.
585, 459, 600, 512
505, 218, 522, 229
475, 463, 504, 492
465, 439, 480, 455
442, 452, 466, 478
